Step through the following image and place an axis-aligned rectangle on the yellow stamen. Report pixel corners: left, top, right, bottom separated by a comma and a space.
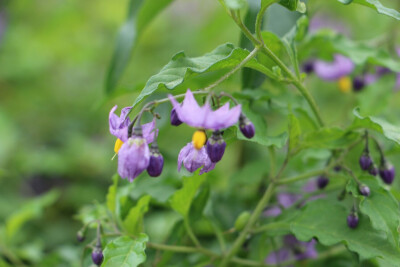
338, 76, 351, 93
192, 130, 206, 150
114, 138, 124, 153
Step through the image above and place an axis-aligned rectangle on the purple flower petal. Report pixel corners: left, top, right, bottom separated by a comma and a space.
109, 105, 132, 142
265, 248, 291, 265
314, 54, 354, 81
177, 142, 215, 174
263, 205, 282, 217
277, 193, 302, 208
169, 90, 241, 130
118, 136, 150, 182
142, 119, 158, 144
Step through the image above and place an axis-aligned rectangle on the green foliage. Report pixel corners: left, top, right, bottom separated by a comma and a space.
234, 211, 251, 230
278, 0, 306, 13
103, 234, 148, 267
288, 113, 301, 152
105, 0, 174, 94
291, 199, 400, 266
225, 0, 247, 10
106, 174, 119, 215
123, 195, 151, 236
337, 0, 400, 20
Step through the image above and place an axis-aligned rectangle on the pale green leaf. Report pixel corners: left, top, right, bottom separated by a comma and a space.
102, 234, 148, 267
288, 113, 301, 152
123, 195, 151, 236
337, 0, 400, 20
106, 174, 119, 215
225, 0, 247, 10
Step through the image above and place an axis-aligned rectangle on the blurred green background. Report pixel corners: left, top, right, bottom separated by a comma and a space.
0, 0, 399, 266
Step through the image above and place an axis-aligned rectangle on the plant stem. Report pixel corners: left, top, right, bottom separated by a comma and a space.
184, 218, 202, 248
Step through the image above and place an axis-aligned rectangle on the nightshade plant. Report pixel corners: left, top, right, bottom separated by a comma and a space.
76, 0, 400, 266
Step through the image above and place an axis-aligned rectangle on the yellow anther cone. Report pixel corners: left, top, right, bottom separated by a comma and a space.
114, 138, 124, 153
338, 76, 351, 93
192, 130, 206, 150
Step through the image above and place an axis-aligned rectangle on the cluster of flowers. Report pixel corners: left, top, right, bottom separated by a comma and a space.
303, 52, 400, 93
109, 90, 255, 181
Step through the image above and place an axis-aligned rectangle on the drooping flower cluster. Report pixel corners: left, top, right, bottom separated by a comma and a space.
109, 89, 255, 181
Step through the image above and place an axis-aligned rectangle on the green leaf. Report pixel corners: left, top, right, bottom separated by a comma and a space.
348, 176, 400, 246
301, 127, 359, 149
291, 199, 400, 265
279, 0, 306, 13
351, 108, 400, 145
5, 190, 59, 240
236, 103, 288, 148
189, 184, 210, 222
123, 195, 151, 236
102, 234, 148, 267
169, 174, 206, 218
106, 174, 119, 215
131, 43, 275, 108
225, 0, 247, 10
105, 0, 173, 94
337, 0, 400, 20
288, 113, 301, 152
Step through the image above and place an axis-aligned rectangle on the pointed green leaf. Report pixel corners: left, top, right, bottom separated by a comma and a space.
291, 199, 400, 265
102, 234, 148, 267
225, 0, 247, 10
351, 108, 400, 145
189, 184, 210, 222
106, 174, 119, 215
131, 43, 275, 108
169, 174, 206, 218
301, 127, 359, 149
337, 0, 400, 20
123, 195, 151, 236
279, 0, 306, 13
288, 113, 301, 152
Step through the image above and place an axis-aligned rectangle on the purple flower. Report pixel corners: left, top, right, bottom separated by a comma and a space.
206, 131, 226, 163
379, 163, 395, 184
316, 176, 329, 189
178, 142, 215, 174
109, 105, 157, 144
309, 14, 351, 36
347, 213, 359, 229
169, 90, 241, 130
314, 54, 354, 81
359, 154, 372, 171
91, 247, 103, 266
118, 132, 150, 182
266, 235, 317, 264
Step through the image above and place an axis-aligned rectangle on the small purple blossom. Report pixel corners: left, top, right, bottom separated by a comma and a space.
118, 131, 150, 182
359, 154, 372, 171
178, 142, 215, 174
314, 54, 354, 81
359, 184, 370, 197
91, 247, 103, 266
169, 90, 241, 130
347, 213, 359, 229
170, 108, 183, 126
206, 131, 226, 163
239, 114, 255, 139
147, 144, 164, 177
379, 163, 395, 184
369, 164, 378, 176
316, 176, 329, 189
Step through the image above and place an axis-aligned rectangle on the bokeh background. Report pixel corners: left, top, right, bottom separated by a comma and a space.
0, 0, 399, 266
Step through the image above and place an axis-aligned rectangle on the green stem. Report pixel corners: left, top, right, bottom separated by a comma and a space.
255, 0, 279, 42
184, 218, 202, 248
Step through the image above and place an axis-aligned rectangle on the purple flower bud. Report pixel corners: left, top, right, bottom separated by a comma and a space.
170, 108, 182, 126
334, 165, 342, 172
379, 163, 395, 184
359, 154, 372, 171
317, 176, 329, 189
239, 114, 255, 139
347, 213, 359, 229
76, 231, 85, 242
352, 76, 365, 92
359, 184, 370, 197
302, 61, 314, 74
147, 144, 164, 177
91, 247, 103, 266
369, 164, 378, 176
206, 131, 226, 163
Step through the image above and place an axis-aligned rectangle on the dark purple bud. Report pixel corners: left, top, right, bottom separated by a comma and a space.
359, 154, 372, 171
91, 247, 103, 266
347, 213, 359, 229
147, 144, 164, 177
369, 164, 378, 176
379, 163, 395, 184
239, 114, 255, 139
317, 176, 329, 189
352, 76, 365, 92
206, 131, 226, 163
334, 165, 342, 172
170, 108, 182, 126
302, 61, 314, 74
359, 184, 370, 197
76, 230, 85, 242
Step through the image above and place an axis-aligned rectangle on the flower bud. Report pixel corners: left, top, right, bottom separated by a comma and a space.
379, 163, 395, 184
358, 184, 370, 197
76, 230, 85, 242
347, 213, 359, 229
239, 114, 255, 139
352, 76, 365, 92
234, 211, 251, 231
369, 164, 378, 176
302, 61, 314, 74
206, 131, 226, 163
91, 246, 104, 266
147, 144, 164, 177
359, 154, 372, 171
334, 165, 342, 172
170, 108, 182, 126
317, 176, 329, 189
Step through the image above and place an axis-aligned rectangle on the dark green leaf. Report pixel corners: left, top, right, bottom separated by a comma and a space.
102, 234, 148, 267
337, 0, 400, 20
131, 43, 275, 108
123, 195, 151, 236
279, 0, 306, 13
169, 174, 206, 218
350, 108, 400, 145
189, 184, 210, 222
301, 127, 359, 149
105, 0, 173, 94
291, 199, 400, 265
288, 113, 301, 152
106, 174, 119, 215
